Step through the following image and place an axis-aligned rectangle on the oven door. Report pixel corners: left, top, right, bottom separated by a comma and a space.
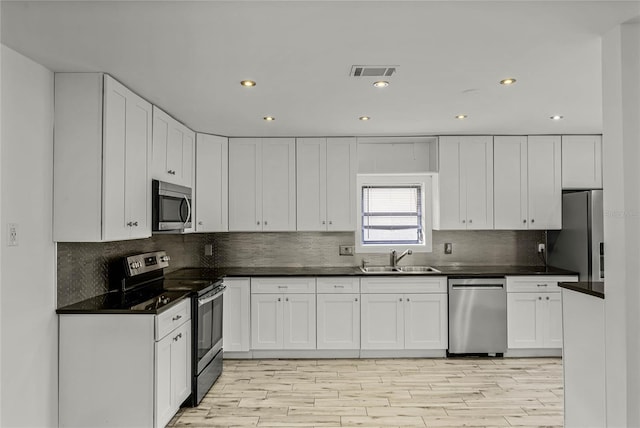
196, 286, 224, 374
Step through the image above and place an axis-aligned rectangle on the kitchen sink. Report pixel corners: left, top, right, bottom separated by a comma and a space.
359, 265, 441, 274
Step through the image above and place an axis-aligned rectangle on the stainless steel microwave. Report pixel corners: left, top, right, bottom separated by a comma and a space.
152, 179, 192, 232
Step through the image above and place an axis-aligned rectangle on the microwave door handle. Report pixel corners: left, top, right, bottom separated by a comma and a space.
180, 195, 192, 227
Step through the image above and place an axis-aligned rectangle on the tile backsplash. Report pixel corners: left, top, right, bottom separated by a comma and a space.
57, 230, 544, 307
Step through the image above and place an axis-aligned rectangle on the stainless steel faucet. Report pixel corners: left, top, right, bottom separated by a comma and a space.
390, 249, 412, 269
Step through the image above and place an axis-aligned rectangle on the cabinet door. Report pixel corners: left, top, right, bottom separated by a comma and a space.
494, 136, 529, 229
250, 294, 282, 349
436, 137, 464, 229
103, 75, 152, 241
562, 135, 602, 190
152, 106, 171, 182
527, 136, 562, 229
360, 294, 404, 350
283, 294, 316, 349
404, 294, 448, 350
262, 138, 296, 231
544, 293, 563, 348
154, 334, 173, 428
223, 278, 251, 352
180, 129, 195, 188
460, 137, 493, 229
326, 137, 357, 231
229, 138, 262, 231
296, 138, 327, 231
195, 134, 229, 232
316, 294, 360, 350
507, 292, 543, 348
171, 322, 191, 410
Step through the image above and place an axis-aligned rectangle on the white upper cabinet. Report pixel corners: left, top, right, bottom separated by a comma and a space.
561, 135, 603, 189
527, 136, 562, 229
54, 73, 152, 242
435, 136, 494, 230
195, 134, 228, 232
152, 106, 195, 188
229, 138, 296, 231
296, 137, 357, 231
494, 136, 562, 230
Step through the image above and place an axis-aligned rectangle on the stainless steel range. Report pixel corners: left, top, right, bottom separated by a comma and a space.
121, 251, 226, 406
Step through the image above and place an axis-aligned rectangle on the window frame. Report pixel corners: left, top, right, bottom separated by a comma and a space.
355, 173, 434, 254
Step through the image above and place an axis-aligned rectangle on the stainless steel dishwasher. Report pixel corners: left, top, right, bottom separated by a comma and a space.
448, 277, 507, 355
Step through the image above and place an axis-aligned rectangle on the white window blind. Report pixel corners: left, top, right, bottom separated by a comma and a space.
361, 185, 423, 245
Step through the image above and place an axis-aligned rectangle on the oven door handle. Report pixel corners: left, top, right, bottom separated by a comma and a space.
198, 288, 225, 306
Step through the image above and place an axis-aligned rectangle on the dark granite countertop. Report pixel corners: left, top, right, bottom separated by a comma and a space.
56, 290, 191, 314
558, 281, 605, 299
166, 265, 578, 281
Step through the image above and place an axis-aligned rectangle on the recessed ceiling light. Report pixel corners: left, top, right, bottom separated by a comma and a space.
359, 116, 370, 121
550, 115, 564, 120
263, 116, 275, 121
373, 81, 389, 88
455, 114, 468, 119
240, 80, 256, 87
500, 78, 517, 85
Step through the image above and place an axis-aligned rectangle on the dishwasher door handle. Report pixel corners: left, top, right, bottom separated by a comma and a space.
451, 284, 504, 289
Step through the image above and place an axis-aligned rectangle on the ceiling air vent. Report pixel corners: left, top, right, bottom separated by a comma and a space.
350, 65, 397, 77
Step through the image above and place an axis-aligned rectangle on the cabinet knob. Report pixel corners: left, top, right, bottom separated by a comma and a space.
168, 170, 176, 175
264, 221, 268, 226
468, 219, 472, 224
198, 221, 203, 225
399, 298, 403, 302
531, 219, 535, 223
538, 297, 542, 300
355, 298, 358, 302
277, 297, 281, 302
322, 221, 326, 225
127, 222, 133, 227
257, 221, 260, 225
523, 219, 527, 223
406, 298, 410, 302
285, 297, 289, 302
329, 221, 332, 225
462, 220, 466, 224
546, 296, 550, 300
133, 221, 138, 227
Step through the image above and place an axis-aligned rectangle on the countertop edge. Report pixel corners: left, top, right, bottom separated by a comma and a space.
558, 282, 605, 299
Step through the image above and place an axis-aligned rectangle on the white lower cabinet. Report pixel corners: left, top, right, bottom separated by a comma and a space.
316, 277, 361, 350
250, 278, 316, 350
223, 278, 251, 352
360, 277, 448, 350
59, 299, 191, 428
506, 276, 577, 349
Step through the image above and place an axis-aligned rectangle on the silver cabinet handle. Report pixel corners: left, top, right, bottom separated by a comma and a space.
537, 284, 548, 287
127, 221, 133, 227
278, 285, 288, 289
133, 221, 138, 227
173, 332, 182, 341
172, 315, 182, 321
334, 285, 344, 288
168, 170, 176, 175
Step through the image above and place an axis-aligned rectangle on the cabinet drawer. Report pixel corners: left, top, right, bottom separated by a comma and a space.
251, 277, 316, 294
506, 275, 578, 293
156, 299, 191, 341
361, 276, 447, 294
317, 277, 360, 293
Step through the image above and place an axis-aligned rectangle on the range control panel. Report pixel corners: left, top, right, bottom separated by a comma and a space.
124, 251, 170, 277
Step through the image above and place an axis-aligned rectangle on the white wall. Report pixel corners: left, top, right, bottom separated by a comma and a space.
0, 45, 57, 427
602, 20, 640, 428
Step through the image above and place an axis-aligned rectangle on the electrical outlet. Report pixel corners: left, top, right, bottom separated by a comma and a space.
339, 245, 354, 256
444, 243, 452, 254
7, 223, 18, 247
204, 244, 213, 256
538, 243, 545, 253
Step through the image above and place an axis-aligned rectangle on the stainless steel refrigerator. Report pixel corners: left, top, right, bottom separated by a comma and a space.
548, 190, 604, 281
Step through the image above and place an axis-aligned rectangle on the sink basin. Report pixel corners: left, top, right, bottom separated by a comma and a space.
360, 266, 401, 273
359, 265, 441, 274
398, 266, 441, 273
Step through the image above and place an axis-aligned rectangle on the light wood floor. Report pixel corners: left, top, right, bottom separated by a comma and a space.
168, 358, 563, 427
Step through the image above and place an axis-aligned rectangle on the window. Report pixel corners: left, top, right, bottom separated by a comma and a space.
356, 174, 433, 253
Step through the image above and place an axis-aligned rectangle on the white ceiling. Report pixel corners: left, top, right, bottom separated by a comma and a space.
2, 1, 639, 137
